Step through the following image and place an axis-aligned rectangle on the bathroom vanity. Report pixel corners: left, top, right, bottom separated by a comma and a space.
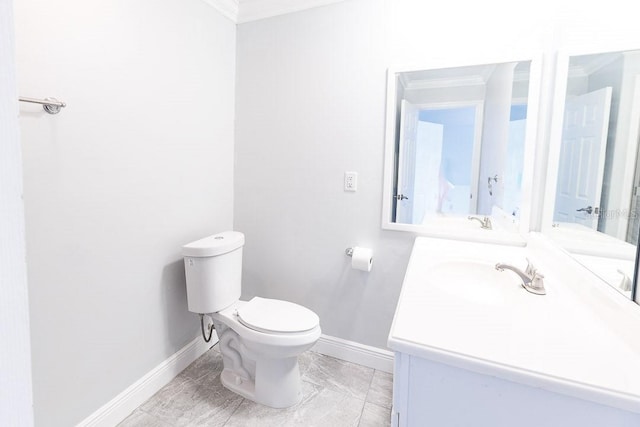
388, 236, 640, 427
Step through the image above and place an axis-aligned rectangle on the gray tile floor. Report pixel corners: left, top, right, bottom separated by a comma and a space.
119, 344, 393, 427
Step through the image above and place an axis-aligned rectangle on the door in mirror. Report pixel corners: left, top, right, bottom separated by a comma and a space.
382, 58, 537, 241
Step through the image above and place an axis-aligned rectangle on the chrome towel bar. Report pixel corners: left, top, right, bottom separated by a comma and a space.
19, 96, 66, 114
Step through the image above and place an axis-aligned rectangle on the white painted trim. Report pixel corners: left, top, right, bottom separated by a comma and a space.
201, 0, 239, 23
200, 0, 348, 24
0, 0, 34, 425
237, 0, 347, 24
312, 334, 394, 373
76, 334, 216, 427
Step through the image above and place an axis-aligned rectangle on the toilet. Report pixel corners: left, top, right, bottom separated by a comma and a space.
182, 231, 321, 408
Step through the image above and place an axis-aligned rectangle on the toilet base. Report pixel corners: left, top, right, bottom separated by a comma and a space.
220, 356, 303, 408
214, 320, 312, 408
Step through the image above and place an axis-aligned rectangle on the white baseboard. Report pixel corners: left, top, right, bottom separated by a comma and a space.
76, 333, 216, 427
77, 332, 392, 427
312, 334, 394, 373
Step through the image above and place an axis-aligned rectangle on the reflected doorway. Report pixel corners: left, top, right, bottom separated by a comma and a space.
395, 102, 482, 224
417, 106, 480, 220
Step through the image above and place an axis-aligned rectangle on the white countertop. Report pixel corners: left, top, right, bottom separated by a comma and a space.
388, 236, 640, 414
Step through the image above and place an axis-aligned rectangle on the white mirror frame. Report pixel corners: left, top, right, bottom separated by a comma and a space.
381, 53, 543, 245
541, 50, 571, 232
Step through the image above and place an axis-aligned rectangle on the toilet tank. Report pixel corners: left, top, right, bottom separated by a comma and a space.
182, 231, 245, 314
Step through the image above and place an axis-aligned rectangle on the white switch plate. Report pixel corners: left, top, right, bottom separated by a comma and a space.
344, 171, 358, 191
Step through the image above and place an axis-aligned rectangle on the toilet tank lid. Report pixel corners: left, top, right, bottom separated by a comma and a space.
182, 231, 245, 257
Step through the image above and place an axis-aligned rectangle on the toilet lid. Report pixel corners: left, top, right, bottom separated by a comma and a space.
237, 297, 319, 334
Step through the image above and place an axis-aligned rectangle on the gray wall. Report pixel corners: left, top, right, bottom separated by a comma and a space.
14, 0, 236, 424
235, 0, 414, 349
234, 0, 640, 349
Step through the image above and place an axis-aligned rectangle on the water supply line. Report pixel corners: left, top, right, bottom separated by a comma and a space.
199, 313, 215, 342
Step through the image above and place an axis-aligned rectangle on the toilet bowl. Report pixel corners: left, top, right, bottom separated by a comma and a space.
182, 232, 321, 408
211, 298, 320, 408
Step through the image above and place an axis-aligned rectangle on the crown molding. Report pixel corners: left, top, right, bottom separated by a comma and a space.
403, 75, 487, 91
237, 0, 347, 24
201, 0, 239, 23
568, 52, 622, 79
201, 0, 348, 24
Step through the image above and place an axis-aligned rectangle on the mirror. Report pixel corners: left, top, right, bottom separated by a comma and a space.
543, 48, 640, 299
382, 57, 539, 243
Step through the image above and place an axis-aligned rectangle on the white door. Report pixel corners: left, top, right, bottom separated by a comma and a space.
414, 121, 444, 223
396, 100, 419, 223
554, 87, 612, 229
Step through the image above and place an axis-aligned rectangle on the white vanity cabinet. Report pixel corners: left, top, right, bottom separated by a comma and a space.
390, 351, 640, 427
388, 236, 640, 427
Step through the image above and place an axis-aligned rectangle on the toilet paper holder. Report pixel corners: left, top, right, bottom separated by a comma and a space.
345, 246, 373, 272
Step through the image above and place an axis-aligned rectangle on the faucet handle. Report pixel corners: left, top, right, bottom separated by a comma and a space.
529, 270, 546, 294
617, 269, 632, 291
532, 270, 544, 279
525, 258, 535, 276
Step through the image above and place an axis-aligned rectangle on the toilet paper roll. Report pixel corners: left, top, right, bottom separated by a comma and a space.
351, 247, 373, 272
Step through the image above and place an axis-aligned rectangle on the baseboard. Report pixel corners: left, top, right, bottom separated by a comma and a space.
77, 333, 216, 427
76, 332, 391, 426
312, 334, 394, 373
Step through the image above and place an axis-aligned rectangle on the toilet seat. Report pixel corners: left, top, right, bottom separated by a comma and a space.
237, 297, 319, 334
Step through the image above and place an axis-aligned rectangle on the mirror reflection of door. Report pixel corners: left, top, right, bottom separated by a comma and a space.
553, 87, 612, 230
414, 120, 443, 222
396, 103, 480, 224
390, 61, 531, 227
545, 49, 640, 299
396, 100, 418, 224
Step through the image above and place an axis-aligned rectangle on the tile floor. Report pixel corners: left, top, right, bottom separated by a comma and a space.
118, 344, 393, 427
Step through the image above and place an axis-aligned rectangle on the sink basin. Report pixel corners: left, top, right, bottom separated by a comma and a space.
427, 260, 521, 305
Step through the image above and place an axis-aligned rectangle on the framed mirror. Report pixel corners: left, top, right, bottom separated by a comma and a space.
382, 56, 541, 244
542, 48, 640, 300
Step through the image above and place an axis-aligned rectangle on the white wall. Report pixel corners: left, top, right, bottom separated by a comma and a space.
235, 0, 640, 350
14, 0, 236, 425
0, 0, 34, 425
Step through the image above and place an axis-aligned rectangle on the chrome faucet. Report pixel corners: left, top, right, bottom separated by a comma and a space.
495, 259, 546, 295
468, 216, 492, 230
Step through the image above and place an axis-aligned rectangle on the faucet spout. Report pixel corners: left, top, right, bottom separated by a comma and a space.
495, 260, 546, 295
495, 263, 530, 284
